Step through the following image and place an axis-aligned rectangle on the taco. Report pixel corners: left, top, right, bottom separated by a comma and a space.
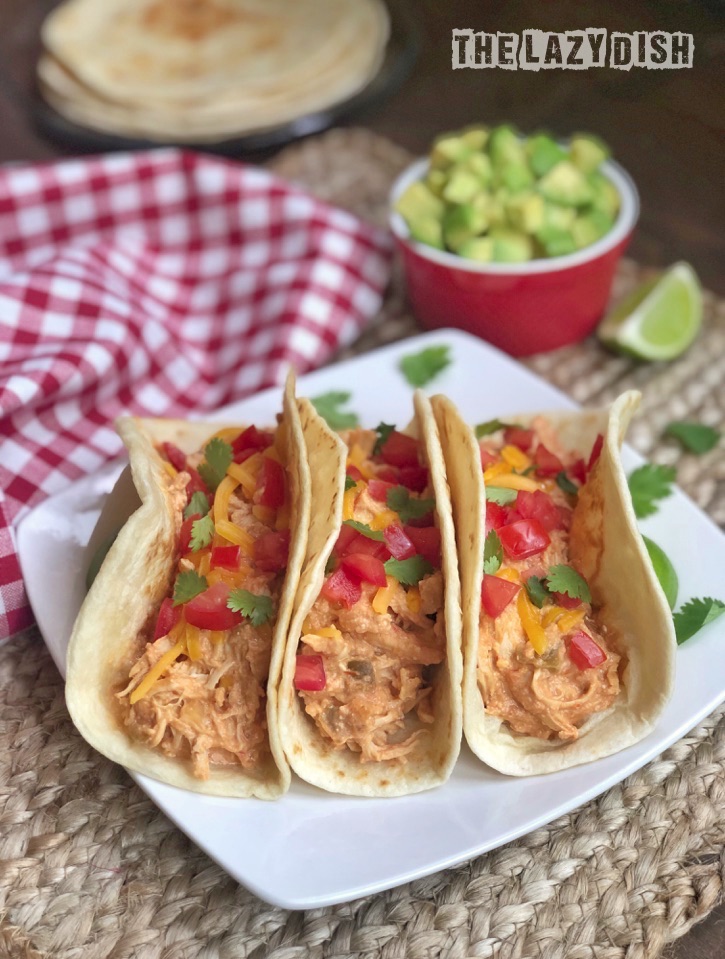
277, 391, 463, 796
65, 375, 310, 798
431, 390, 676, 776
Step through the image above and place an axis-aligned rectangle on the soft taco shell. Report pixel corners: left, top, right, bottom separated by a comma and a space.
65, 375, 310, 798
276, 391, 463, 796
431, 390, 676, 776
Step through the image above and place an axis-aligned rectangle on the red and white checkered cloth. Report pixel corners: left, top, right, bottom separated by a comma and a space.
0, 148, 392, 639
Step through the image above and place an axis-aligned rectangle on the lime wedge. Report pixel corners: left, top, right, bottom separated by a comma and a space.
642, 535, 678, 610
598, 262, 702, 361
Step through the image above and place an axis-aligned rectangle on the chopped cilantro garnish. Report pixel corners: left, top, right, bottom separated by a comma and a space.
344, 475, 357, 491
545, 565, 591, 604
173, 570, 207, 606
399, 345, 451, 388
483, 530, 503, 575
525, 576, 550, 609
184, 491, 210, 520
673, 597, 725, 645
386, 486, 435, 524
628, 464, 676, 519
227, 589, 274, 626
324, 554, 337, 575
343, 520, 385, 541
556, 471, 579, 496
664, 421, 720, 455
197, 437, 233, 491
475, 418, 516, 438
485, 486, 518, 506
373, 422, 396, 455
189, 513, 215, 552
384, 555, 433, 586
310, 391, 360, 430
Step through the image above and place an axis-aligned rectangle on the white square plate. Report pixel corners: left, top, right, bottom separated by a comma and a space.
16, 329, 725, 910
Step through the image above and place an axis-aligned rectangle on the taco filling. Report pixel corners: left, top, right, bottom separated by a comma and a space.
116, 425, 292, 780
294, 425, 445, 763
477, 419, 620, 742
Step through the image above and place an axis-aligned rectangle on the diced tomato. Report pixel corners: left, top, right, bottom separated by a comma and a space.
184, 582, 240, 631
481, 576, 520, 618
254, 529, 290, 571
567, 630, 606, 669
211, 544, 240, 570
516, 489, 566, 532
256, 457, 286, 509
234, 448, 257, 465
179, 513, 202, 554
587, 434, 604, 473
334, 524, 359, 557
520, 564, 547, 582
346, 465, 363, 482
404, 525, 441, 567
383, 524, 416, 560
570, 458, 587, 485
153, 597, 180, 640
341, 553, 387, 587
162, 442, 187, 472
376, 466, 399, 484
368, 478, 395, 503
321, 568, 362, 608
480, 446, 498, 470
533, 444, 565, 477
406, 510, 435, 529
498, 518, 551, 560
557, 507, 572, 531
503, 427, 535, 452
379, 431, 420, 468
294, 654, 326, 691
334, 525, 387, 560
485, 501, 509, 534
553, 591, 582, 609
185, 468, 210, 503
398, 465, 429, 492
232, 425, 272, 459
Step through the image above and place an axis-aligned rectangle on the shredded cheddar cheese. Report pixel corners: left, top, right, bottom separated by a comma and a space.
210, 427, 242, 444
407, 586, 421, 613
226, 456, 261, 497
347, 444, 376, 479
369, 508, 397, 531
483, 462, 510, 483
214, 519, 254, 554
316, 625, 344, 640
185, 624, 203, 661
501, 445, 531, 471
214, 475, 239, 525
486, 473, 540, 492
372, 576, 397, 614
162, 460, 178, 480
129, 641, 185, 705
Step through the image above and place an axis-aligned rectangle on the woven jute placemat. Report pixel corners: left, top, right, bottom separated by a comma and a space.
1, 129, 723, 959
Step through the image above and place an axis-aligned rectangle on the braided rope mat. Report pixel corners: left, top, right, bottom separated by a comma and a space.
1, 129, 723, 959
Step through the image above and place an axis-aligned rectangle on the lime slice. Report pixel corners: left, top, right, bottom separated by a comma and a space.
598, 262, 702, 361
642, 535, 678, 610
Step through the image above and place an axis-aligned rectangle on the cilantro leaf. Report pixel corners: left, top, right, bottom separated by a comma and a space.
343, 520, 385, 541
189, 513, 215, 552
197, 437, 233, 491
386, 486, 435, 524
373, 422, 396, 455
483, 530, 503, 575
475, 418, 516, 438
545, 565, 591, 604
628, 464, 677, 519
310, 391, 360, 430
344, 475, 357, 492
664, 421, 720, 455
556, 471, 579, 496
485, 486, 518, 505
399, 345, 451, 388
173, 570, 208, 606
673, 597, 725, 645
227, 589, 275, 627
384, 555, 433, 586
525, 576, 550, 608
324, 554, 337, 575
184, 491, 210, 520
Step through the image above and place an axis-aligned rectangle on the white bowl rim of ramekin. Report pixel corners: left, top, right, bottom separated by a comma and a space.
388, 153, 640, 276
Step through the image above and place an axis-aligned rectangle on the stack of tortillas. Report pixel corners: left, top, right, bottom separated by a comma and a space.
37, 0, 390, 143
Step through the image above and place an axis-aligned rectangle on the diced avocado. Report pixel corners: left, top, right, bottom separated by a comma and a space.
460, 125, 489, 152
430, 135, 472, 171
572, 210, 614, 249
443, 203, 487, 252
461, 152, 493, 186
537, 161, 593, 207
495, 162, 535, 194
570, 134, 610, 173
526, 134, 568, 177
457, 237, 494, 262
541, 201, 576, 232
442, 169, 481, 205
535, 225, 578, 257
488, 124, 525, 169
395, 181, 445, 222
588, 172, 620, 219
487, 192, 507, 228
425, 169, 448, 198
489, 228, 533, 263
506, 192, 545, 233
408, 216, 445, 250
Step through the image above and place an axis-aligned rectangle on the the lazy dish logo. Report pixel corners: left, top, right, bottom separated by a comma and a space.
452, 29, 694, 70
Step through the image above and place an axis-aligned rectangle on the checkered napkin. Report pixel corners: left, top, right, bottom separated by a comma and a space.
0, 148, 392, 639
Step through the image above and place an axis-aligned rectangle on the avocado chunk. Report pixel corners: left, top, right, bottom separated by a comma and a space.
430, 135, 472, 171
588, 172, 621, 219
409, 216, 445, 250
541, 201, 576, 232
537, 161, 593, 207
457, 237, 494, 262
570, 134, 610, 173
506, 192, 545, 233
442, 169, 481, 205
572, 210, 614, 249
535, 225, 578, 257
488, 124, 526, 169
460, 125, 489, 152
461, 152, 493, 187
443, 203, 487, 252
395, 181, 445, 222
495, 162, 535, 194
526, 134, 568, 177
425, 169, 448, 198
490, 228, 533, 262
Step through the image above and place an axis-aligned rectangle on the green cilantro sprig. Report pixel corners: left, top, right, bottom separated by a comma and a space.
344, 475, 358, 491
184, 491, 210, 520
399, 345, 451, 388
384, 555, 433, 586
227, 589, 275, 626
197, 438, 233, 491
545, 565, 591, 604
485, 486, 518, 505
173, 570, 208, 606
387, 486, 435, 524
628, 464, 676, 519
673, 597, 725, 645
525, 576, 550, 608
343, 520, 385, 541
475, 418, 517, 438
556, 471, 579, 496
311, 391, 360, 430
483, 530, 502, 575
373, 422, 395, 455
664, 421, 720, 455
189, 514, 215, 552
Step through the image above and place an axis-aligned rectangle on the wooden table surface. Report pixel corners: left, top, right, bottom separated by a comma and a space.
1, 1, 723, 955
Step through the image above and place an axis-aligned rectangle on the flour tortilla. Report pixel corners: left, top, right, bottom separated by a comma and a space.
277, 391, 463, 796
431, 390, 676, 776
65, 374, 310, 798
